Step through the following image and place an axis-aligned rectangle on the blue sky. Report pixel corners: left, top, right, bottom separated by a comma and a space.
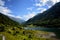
0, 0, 60, 21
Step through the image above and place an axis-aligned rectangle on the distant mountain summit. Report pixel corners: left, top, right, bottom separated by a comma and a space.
26, 2, 60, 28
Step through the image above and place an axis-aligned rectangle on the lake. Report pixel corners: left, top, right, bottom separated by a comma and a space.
24, 27, 60, 32
24, 27, 60, 38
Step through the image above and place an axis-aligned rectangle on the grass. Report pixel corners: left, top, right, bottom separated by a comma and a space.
0, 36, 2, 40
0, 26, 58, 40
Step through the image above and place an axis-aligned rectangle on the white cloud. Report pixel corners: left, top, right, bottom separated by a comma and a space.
15, 16, 22, 19
14, 0, 60, 20
50, 0, 60, 4
0, 0, 23, 20
37, 7, 47, 13
34, 0, 48, 6
6, 14, 23, 19
0, 0, 16, 19
0, 0, 12, 15
0, 6, 12, 15
22, 12, 36, 20
34, 3, 41, 7
33, 0, 60, 13
6, 14, 15, 17
37, 8, 43, 10
34, 0, 60, 7
46, 1, 54, 6
6, 11, 36, 21
27, 7, 34, 11
0, 0, 5, 6
40, 8, 46, 13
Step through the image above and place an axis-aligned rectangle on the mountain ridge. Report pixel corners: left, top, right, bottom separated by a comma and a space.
25, 2, 60, 28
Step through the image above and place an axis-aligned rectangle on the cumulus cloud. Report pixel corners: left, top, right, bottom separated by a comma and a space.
37, 8, 44, 10
27, 7, 33, 11
1, 0, 60, 20
0, 0, 23, 20
0, 6, 12, 15
0, 0, 5, 6
24, 0, 60, 20
15, 16, 22, 19
33, 0, 60, 13
34, 0, 48, 6
40, 8, 46, 13
6, 14, 23, 20
0, 0, 12, 15
22, 12, 36, 20
50, 0, 60, 4
37, 8, 46, 13
34, 3, 41, 7
34, 0, 60, 7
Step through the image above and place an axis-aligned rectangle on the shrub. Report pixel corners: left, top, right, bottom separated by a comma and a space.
7, 31, 11, 34
13, 32, 16, 36
16, 31, 19, 33
23, 39, 26, 40
12, 27, 15, 30
0, 26, 5, 32
28, 35, 32, 38
23, 31, 25, 35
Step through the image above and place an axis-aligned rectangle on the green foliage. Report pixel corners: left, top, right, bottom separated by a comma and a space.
0, 25, 5, 32
28, 35, 32, 38
0, 27, 57, 40
23, 31, 25, 35
0, 36, 2, 40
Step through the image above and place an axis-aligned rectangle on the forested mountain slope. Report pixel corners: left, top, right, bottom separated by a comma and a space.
26, 2, 60, 28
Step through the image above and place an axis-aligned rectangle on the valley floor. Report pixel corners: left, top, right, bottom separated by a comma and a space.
0, 27, 60, 40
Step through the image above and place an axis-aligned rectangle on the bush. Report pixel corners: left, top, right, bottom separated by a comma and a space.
12, 27, 15, 30
28, 35, 32, 38
16, 31, 19, 33
23, 39, 26, 40
0, 26, 5, 32
13, 32, 16, 36
7, 31, 11, 34
23, 31, 25, 35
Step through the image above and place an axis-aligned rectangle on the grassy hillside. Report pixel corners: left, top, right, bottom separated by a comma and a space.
0, 27, 57, 40
0, 13, 58, 40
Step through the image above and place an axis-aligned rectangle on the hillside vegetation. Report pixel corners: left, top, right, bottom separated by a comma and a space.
0, 13, 57, 40
26, 2, 60, 28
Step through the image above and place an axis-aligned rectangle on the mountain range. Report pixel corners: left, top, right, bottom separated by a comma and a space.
26, 2, 60, 28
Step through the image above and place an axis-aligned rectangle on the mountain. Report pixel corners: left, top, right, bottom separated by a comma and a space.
0, 13, 20, 27
26, 2, 60, 28
9, 16, 25, 24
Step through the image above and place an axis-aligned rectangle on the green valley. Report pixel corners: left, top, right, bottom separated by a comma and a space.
0, 2, 60, 40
